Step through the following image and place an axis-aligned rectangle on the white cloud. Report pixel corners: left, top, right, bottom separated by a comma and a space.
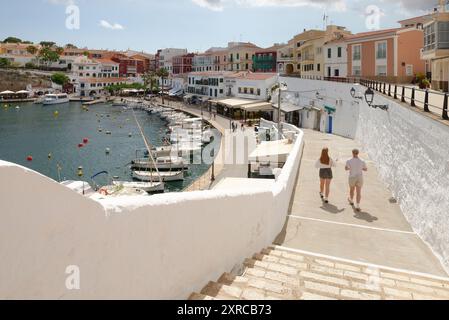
99, 20, 124, 30
192, 0, 347, 11
192, 0, 225, 11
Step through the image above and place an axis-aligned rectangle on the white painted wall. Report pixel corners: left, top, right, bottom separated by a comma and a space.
0, 126, 304, 299
280, 77, 360, 139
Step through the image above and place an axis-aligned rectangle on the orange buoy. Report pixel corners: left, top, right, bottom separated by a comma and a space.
78, 143, 84, 148
27, 156, 33, 162
83, 138, 89, 144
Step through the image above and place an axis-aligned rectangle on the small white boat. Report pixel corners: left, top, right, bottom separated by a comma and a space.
133, 170, 184, 182
131, 156, 188, 170
60, 180, 95, 196
113, 181, 165, 193
43, 93, 69, 105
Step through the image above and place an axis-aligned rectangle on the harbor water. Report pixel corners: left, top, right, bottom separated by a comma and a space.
0, 101, 217, 192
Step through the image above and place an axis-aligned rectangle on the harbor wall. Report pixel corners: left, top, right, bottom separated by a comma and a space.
0, 127, 304, 299
281, 77, 449, 271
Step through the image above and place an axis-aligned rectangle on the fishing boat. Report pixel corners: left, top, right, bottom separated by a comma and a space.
131, 156, 188, 170
43, 93, 69, 105
132, 170, 184, 182
112, 181, 165, 193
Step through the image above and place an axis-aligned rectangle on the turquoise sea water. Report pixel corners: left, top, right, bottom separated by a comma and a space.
0, 101, 214, 192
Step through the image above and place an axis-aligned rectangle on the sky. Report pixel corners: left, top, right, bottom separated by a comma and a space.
0, 0, 440, 54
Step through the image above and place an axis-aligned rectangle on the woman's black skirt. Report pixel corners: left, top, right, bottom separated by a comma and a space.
319, 168, 333, 180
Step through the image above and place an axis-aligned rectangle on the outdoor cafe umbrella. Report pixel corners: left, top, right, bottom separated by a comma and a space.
0, 90, 15, 95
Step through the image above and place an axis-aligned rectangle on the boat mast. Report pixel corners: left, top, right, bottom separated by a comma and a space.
131, 107, 163, 182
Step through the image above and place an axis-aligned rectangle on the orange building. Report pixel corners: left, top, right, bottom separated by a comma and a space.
347, 27, 425, 83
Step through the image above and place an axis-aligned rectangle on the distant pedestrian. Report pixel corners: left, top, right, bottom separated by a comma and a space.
315, 148, 336, 204
345, 149, 368, 211
241, 123, 245, 131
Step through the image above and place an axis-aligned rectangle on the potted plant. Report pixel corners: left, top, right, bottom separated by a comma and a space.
414, 73, 431, 89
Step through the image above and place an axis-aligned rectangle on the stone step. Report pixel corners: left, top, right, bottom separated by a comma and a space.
190, 247, 449, 300
268, 246, 449, 288
188, 292, 215, 300
200, 281, 241, 300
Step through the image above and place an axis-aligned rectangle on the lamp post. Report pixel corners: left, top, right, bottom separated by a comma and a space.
276, 74, 288, 135
364, 87, 389, 111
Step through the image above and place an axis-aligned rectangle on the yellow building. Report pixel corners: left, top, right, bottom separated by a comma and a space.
293, 26, 351, 79
292, 30, 325, 75
226, 42, 261, 72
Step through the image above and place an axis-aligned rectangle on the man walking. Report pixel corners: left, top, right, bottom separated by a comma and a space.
345, 149, 368, 211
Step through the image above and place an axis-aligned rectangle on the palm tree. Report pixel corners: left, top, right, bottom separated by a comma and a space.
156, 68, 169, 105
142, 71, 157, 94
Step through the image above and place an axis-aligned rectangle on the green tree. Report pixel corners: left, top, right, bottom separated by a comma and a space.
38, 47, 60, 67
156, 68, 169, 104
26, 45, 38, 55
83, 51, 90, 57
40, 41, 56, 48
65, 44, 77, 49
3, 37, 22, 43
51, 72, 70, 86
55, 47, 64, 55
0, 58, 11, 68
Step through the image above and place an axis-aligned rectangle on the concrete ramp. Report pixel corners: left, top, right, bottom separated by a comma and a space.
275, 129, 448, 277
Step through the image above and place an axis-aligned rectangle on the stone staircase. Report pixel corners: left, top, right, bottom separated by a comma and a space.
189, 246, 449, 300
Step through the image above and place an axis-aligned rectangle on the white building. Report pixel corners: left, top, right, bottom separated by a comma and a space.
227, 72, 277, 100
186, 71, 230, 98
186, 71, 277, 101
323, 39, 348, 78
70, 56, 125, 96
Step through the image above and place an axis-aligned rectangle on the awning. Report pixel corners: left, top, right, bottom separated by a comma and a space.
240, 101, 273, 112
212, 98, 257, 108
0, 90, 15, 95
272, 102, 304, 113
16, 90, 30, 94
249, 139, 294, 163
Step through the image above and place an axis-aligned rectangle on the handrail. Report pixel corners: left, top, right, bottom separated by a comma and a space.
281, 74, 449, 121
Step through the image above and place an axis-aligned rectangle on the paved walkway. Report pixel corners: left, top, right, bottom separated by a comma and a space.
153, 98, 252, 190
275, 129, 448, 277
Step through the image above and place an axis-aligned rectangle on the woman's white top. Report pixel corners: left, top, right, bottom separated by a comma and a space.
315, 158, 336, 169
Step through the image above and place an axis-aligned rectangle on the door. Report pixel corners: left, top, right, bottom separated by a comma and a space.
334, 69, 340, 77
328, 115, 333, 134
328, 67, 331, 77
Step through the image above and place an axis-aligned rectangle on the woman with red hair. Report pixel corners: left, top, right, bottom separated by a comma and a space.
315, 148, 336, 204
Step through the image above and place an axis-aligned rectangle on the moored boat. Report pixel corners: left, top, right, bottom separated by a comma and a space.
112, 180, 165, 193
131, 156, 188, 170
132, 170, 184, 182
43, 93, 70, 105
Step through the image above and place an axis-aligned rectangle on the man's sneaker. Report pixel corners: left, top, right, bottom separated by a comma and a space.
320, 192, 324, 199
355, 204, 361, 211
323, 197, 329, 204
348, 198, 354, 206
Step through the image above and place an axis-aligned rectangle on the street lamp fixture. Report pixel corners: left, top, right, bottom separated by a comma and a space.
350, 87, 356, 98
350, 87, 363, 100
364, 88, 389, 111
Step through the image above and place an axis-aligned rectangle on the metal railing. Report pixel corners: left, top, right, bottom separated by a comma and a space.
360, 79, 448, 121
281, 74, 449, 121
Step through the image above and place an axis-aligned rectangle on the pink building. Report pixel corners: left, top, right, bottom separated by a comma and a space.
347, 27, 426, 83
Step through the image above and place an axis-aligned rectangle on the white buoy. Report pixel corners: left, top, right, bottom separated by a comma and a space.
105, 148, 111, 154
128, 133, 132, 137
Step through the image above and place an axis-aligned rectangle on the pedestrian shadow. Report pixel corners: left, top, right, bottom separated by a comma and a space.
320, 203, 345, 215
353, 209, 379, 223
